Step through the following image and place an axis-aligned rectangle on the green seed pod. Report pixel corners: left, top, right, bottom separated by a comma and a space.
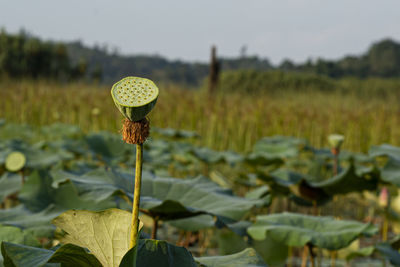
5, 151, 26, 172
111, 77, 159, 121
328, 134, 345, 150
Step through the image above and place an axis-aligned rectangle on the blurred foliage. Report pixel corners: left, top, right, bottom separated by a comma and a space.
1, 79, 400, 153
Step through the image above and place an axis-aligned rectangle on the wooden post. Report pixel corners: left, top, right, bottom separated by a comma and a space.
208, 45, 220, 95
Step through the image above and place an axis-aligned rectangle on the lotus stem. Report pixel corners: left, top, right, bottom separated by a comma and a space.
332, 148, 339, 217
19, 170, 25, 185
331, 148, 339, 176
301, 245, 309, 267
111, 76, 158, 255
287, 246, 293, 267
151, 217, 159, 239
308, 244, 315, 267
130, 143, 143, 249
382, 214, 389, 241
317, 248, 322, 267
331, 251, 337, 267
312, 200, 318, 216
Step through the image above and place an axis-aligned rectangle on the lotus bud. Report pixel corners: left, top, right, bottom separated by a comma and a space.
379, 187, 390, 208
328, 134, 344, 155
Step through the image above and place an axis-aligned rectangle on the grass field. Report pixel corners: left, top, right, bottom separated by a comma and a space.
1, 78, 400, 152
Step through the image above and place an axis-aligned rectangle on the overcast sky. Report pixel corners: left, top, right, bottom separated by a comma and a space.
1, 0, 399, 64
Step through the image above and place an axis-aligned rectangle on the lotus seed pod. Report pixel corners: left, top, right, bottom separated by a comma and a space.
5, 151, 26, 172
328, 134, 344, 150
111, 77, 159, 122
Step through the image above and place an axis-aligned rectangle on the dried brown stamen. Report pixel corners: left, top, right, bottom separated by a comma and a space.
122, 118, 150, 144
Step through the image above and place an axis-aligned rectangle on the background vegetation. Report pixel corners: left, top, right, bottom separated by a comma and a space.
1, 76, 399, 153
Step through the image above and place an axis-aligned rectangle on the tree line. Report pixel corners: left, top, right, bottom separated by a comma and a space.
1, 29, 400, 85
0, 30, 100, 82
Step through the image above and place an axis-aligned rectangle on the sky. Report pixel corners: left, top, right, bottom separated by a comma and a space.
0, 0, 399, 64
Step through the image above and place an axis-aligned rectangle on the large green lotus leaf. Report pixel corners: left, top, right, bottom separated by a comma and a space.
0, 205, 58, 238
46, 138, 88, 157
168, 215, 215, 231
140, 175, 263, 221
245, 153, 284, 167
85, 132, 130, 165
19, 170, 116, 212
52, 209, 142, 267
0, 224, 41, 266
247, 212, 378, 250
143, 140, 173, 168
216, 229, 248, 256
261, 164, 378, 199
245, 185, 271, 207
375, 244, 400, 266
28, 149, 74, 169
252, 136, 307, 157
39, 123, 83, 140
0, 140, 73, 170
195, 248, 267, 267
152, 127, 200, 139
1, 242, 101, 267
120, 239, 197, 267
0, 123, 33, 142
191, 147, 243, 165
0, 225, 40, 247
256, 169, 323, 201
0, 173, 21, 202
310, 164, 379, 195
369, 144, 400, 160
345, 246, 375, 261
252, 236, 287, 267
50, 168, 143, 203
379, 157, 400, 187
258, 169, 305, 188
51, 168, 263, 222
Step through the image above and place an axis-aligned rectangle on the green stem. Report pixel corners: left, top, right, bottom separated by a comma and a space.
151, 217, 159, 239
287, 246, 293, 267
308, 244, 315, 267
301, 245, 308, 267
382, 213, 389, 241
130, 143, 143, 249
333, 153, 338, 176
331, 251, 337, 267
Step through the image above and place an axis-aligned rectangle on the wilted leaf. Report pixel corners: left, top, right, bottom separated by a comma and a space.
52, 209, 142, 267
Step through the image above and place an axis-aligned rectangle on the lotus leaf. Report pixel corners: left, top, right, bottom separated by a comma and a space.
52, 209, 143, 267
195, 248, 267, 267
120, 239, 197, 267
1, 242, 101, 267
247, 212, 377, 250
